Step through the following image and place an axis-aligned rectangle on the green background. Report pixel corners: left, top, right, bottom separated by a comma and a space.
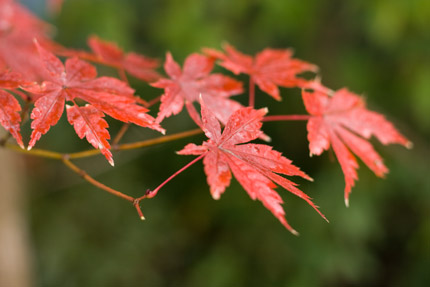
22, 0, 429, 286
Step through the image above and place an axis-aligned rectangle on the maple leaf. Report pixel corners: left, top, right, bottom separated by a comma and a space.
177, 98, 326, 234
151, 52, 244, 124
66, 104, 113, 166
0, 70, 25, 148
0, 0, 53, 80
204, 43, 317, 100
23, 41, 164, 164
87, 36, 161, 82
302, 87, 412, 206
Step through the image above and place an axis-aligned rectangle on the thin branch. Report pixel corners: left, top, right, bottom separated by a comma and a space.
4, 142, 63, 159
263, 115, 311, 122
3, 127, 204, 221
4, 128, 203, 160
113, 128, 203, 152
62, 157, 135, 202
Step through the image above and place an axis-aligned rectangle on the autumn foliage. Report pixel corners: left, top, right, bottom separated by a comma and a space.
0, 0, 411, 234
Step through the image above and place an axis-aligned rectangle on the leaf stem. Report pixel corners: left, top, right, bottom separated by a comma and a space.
112, 123, 130, 145
147, 95, 161, 108
249, 76, 255, 107
118, 68, 129, 84
137, 152, 206, 201
263, 115, 311, 122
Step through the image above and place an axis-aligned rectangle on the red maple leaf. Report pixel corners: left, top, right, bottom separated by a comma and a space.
204, 43, 317, 100
0, 70, 26, 148
302, 87, 412, 205
0, 0, 53, 80
177, 98, 326, 234
87, 36, 161, 82
66, 104, 113, 165
23, 41, 164, 164
151, 52, 244, 124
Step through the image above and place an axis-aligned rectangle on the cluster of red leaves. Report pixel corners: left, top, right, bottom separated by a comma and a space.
0, 0, 53, 80
0, 0, 164, 166
0, 0, 411, 233
24, 41, 164, 165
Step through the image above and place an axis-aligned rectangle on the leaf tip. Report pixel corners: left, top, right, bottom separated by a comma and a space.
290, 229, 299, 236
345, 197, 350, 208
406, 141, 413, 149
260, 133, 271, 142
140, 215, 146, 221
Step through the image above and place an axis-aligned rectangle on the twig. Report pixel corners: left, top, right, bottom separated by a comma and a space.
62, 157, 135, 202
3, 128, 204, 221
115, 128, 203, 152
4, 128, 203, 160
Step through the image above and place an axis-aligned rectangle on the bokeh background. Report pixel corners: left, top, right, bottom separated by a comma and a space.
5, 0, 430, 286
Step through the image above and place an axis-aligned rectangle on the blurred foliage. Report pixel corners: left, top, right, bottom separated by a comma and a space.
20, 0, 430, 286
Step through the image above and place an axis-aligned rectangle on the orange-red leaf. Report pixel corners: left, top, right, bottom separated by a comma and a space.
0, 70, 27, 148
66, 104, 113, 166
28, 84, 66, 149
303, 86, 411, 205
178, 99, 326, 234
204, 44, 317, 100
88, 36, 160, 82
0, 89, 23, 148
151, 52, 243, 124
